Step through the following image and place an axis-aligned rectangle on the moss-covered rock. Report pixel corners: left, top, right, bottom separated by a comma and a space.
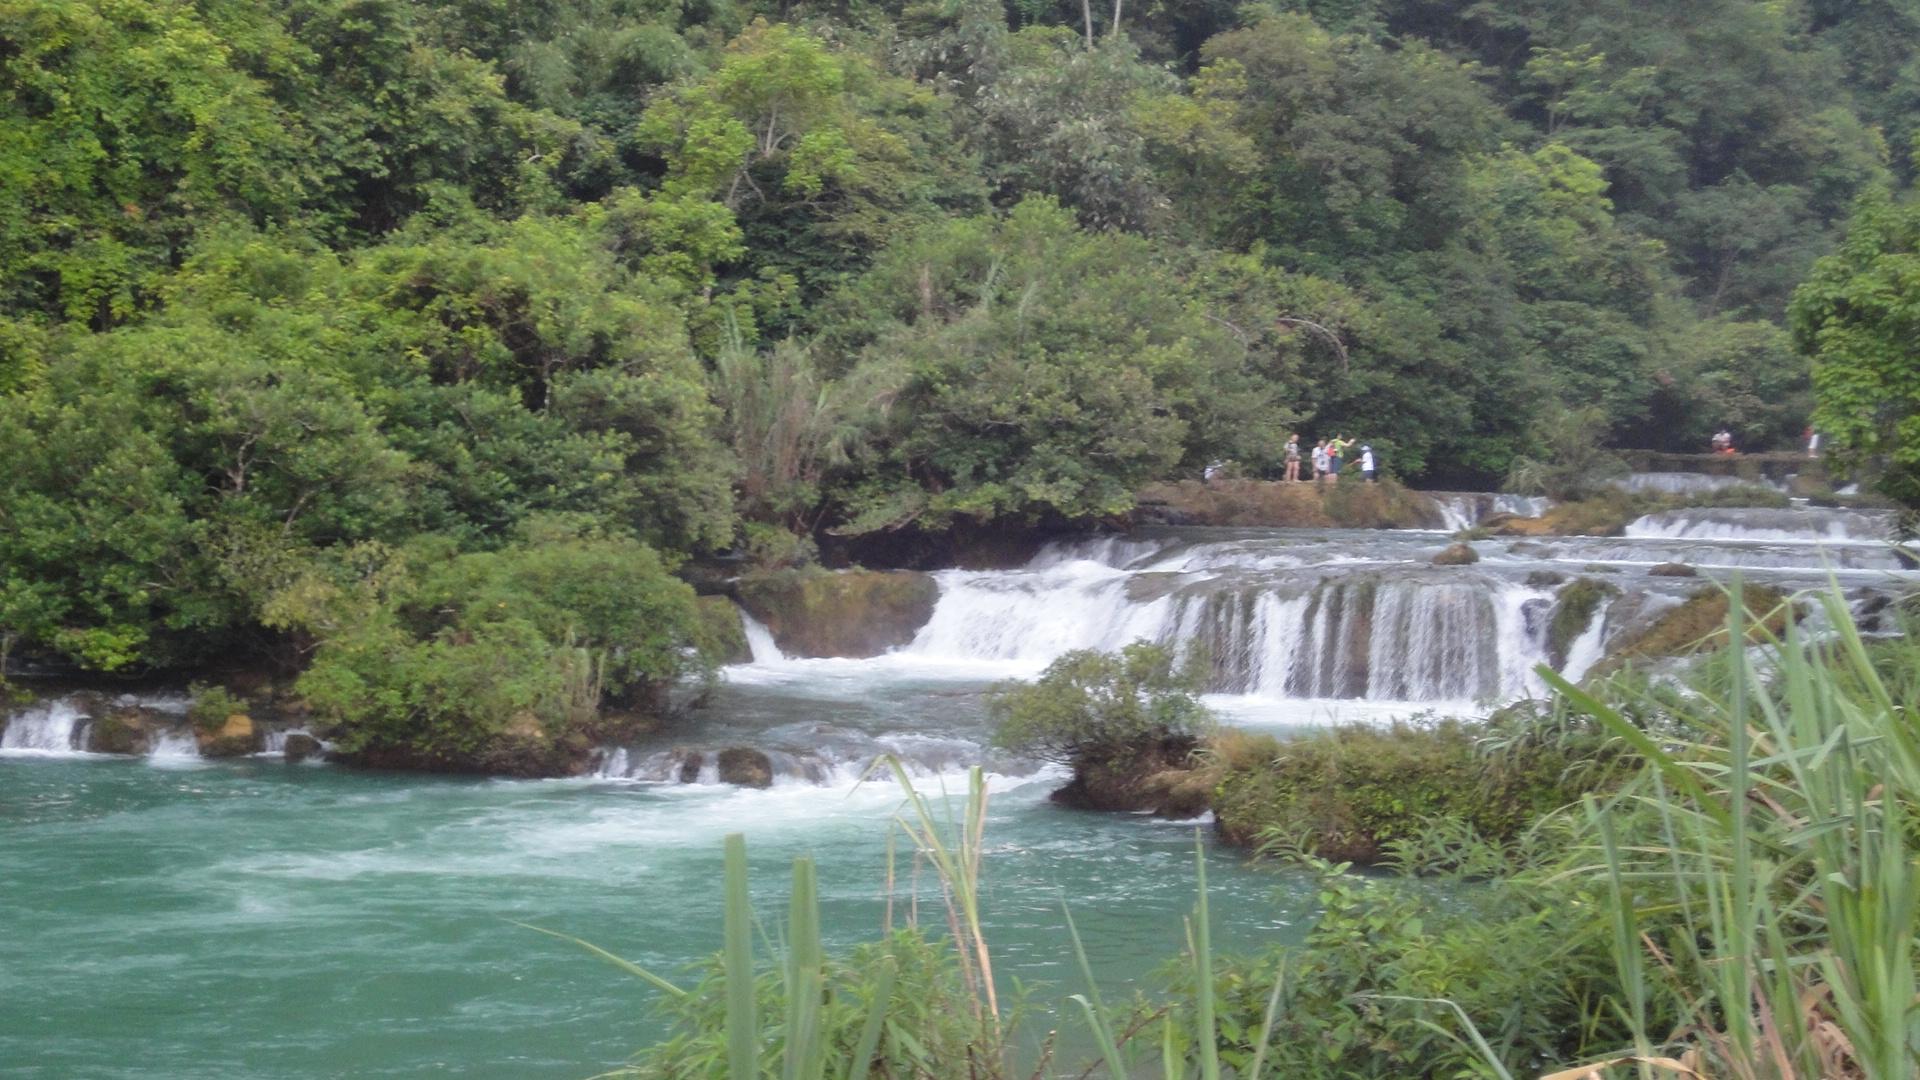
1134, 478, 1441, 530
1547, 577, 1619, 669
1048, 735, 1208, 817
736, 569, 938, 658
716, 747, 773, 788
197, 713, 259, 758
1210, 721, 1591, 863
1432, 542, 1479, 565
1592, 584, 1791, 676
87, 707, 157, 755
692, 596, 752, 665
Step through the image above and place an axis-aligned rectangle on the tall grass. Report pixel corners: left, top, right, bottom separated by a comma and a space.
1544, 582, 1920, 1077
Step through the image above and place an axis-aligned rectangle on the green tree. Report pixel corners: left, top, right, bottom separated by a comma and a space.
0, 0, 305, 324
1790, 188, 1920, 507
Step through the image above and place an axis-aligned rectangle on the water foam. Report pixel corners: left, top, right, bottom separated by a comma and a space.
0, 700, 92, 756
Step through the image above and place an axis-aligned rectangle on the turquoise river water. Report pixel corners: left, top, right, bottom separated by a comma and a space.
0, 678, 1304, 1079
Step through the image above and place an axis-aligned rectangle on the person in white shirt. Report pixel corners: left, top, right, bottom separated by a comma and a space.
1359, 444, 1376, 483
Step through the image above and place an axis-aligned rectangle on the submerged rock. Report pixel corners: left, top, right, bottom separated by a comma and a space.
716, 747, 774, 788
1432, 542, 1479, 566
1525, 569, 1566, 588
736, 569, 938, 658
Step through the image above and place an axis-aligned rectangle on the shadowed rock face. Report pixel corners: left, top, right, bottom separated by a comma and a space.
736, 570, 939, 658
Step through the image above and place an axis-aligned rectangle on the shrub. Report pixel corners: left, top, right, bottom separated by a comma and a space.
289, 529, 706, 773
187, 683, 245, 734
1211, 719, 1597, 862
988, 641, 1213, 767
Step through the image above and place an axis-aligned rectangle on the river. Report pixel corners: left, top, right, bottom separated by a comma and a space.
3, 491, 1913, 1077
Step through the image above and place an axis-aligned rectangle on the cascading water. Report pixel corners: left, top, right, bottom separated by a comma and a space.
906, 551, 1555, 705
1616, 472, 1789, 496
0, 700, 91, 754
1625, 506, 1896, 544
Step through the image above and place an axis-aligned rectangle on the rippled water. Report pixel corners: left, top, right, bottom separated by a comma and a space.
0, 679, 1301, 1079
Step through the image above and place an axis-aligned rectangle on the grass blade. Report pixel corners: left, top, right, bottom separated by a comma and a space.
724, 832, 758, 1079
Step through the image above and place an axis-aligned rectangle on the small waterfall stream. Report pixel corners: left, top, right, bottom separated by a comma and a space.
0, 700, 91, 753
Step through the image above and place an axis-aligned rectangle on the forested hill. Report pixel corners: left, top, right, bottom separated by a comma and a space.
0, 1, 1916, 682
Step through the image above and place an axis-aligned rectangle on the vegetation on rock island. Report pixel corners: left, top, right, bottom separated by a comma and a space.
4, 1, 1918, 710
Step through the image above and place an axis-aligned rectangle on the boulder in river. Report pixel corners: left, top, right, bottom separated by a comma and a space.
716, 747, 774, 788
198, 714, 259, 758
1525, 569, 1566, 588
1649, 562, 1698, 577
281, 732, 322, 764
1432, 542, 1480, 566
88, 706, 157, 755
736, 569, 938, 658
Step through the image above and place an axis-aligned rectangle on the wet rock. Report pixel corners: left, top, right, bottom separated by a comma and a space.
1649, 562, 1698, 577
1580, 563, 1623, 574
281, 732, 322, 764
736, 569, 939, 658
1509, 542, 1553, 558
1049, 737, 1207, 817
676, 750, 706, 783
1432, 542, 1480, 566
197, 714, 258, 758
1592, 585, 1791, 676
1546, 578, 1619, 669
716, 747, 774, 788
87, 707, 157, 755
1525, 569, 1567, 588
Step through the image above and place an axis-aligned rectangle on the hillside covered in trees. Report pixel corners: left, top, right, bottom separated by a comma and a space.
2, 0, 1917, 723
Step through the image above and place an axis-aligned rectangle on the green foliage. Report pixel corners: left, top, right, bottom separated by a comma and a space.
1210, 719, 1595, 863
1503, 405, 1628, 502
1791, 187, 1920, 508
187, 684, 246, 735
988, 640, 1213, 766
287, 529, 703, 770
826, 199, 1290, 528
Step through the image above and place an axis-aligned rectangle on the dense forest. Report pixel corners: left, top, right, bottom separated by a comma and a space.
2, 1, 1918, 744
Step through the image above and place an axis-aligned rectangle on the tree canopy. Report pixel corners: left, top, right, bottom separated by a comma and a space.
4, 0, 1916, 683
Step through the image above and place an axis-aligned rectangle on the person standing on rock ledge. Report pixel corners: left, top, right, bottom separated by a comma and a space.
1312, 439, 1330, 485
1284, 433, 1302, 482
1359, 444, 1376, 483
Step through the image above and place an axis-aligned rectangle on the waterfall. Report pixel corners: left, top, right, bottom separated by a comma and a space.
0, 700, 91, 754
1491, 494, 1551, 518
906, 562, 1551, 704
1617, 472, 1788, 496
1560, 601, 1611, 684
1432, 495, 1479, 532
740, 611, 786, 664
1624, 507, 1895, 544
148, 731, 203, 763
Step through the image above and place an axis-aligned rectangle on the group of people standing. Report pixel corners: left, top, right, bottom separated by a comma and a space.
1284, 434, 1374, 484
